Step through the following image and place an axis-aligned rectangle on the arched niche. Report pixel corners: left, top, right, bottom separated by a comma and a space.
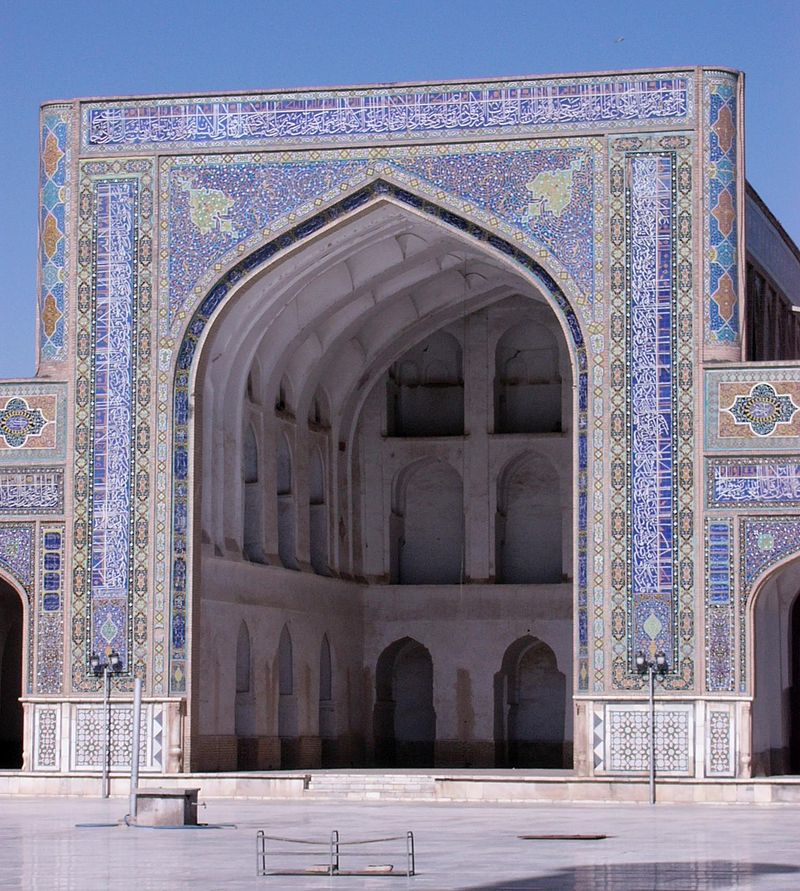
319, 634, 335, 766
496, 451, 563, 584
234, 620, 256, 769
277, 624, 298, 767
387, 329, 464, 436
374, 637, 435, 767
276, 433, 298, 570
494, 320, 563, 434
751, 555, 800, 775
392, 460, 464, 585
0, 575, 23, 768
309, 446, 328, 575
494, 636, 566, 768
242, 425, 266, 564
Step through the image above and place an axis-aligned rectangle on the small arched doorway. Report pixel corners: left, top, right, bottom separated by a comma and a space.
0, 576, 24, 768
495, 636, 566, 769
751, 556, 800, 775
374, 638, 436, 767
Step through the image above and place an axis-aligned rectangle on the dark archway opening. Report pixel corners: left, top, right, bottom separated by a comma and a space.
0, 578, 23, 768
790, 593, 800, 773
494, 636, 566, 769
374, 638, 435, 767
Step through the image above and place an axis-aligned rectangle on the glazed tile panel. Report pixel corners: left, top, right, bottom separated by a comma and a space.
74, 159, 154, 691
705, 519, 734, 692
90, 180, 135, 668
83, 74, 693, 151
705, 367, 800, 452
163, 146, 595, 326
704, 72, 739, 346
37, 524, 64, 694
707, 457, 800, 509
0, 468, 64, 515
609, 134, 695, 690
628, 154, 675, 662
0, 383, 66, 463
39, 106, 71, 364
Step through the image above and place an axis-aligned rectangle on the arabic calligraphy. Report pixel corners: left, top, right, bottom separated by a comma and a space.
85, 78, 691, 148
709, 459, 800, 507
0, 469, 63, 514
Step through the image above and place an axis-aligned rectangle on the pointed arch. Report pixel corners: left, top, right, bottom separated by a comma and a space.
496, 450, 563, 584
309, 445, 328, 575
242, 424, 265, 563
374, 637, 436, 767
319, 634, 335, 765
494, 635, 567, 769
174, 180, 590, 777
391, 458, 464, 585
276, 433, 297, 570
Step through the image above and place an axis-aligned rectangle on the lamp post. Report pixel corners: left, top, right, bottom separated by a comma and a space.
635, 650, 668, 805
90, 649, 123, 798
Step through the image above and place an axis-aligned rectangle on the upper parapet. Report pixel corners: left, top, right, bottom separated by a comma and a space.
67, 68, 707, 154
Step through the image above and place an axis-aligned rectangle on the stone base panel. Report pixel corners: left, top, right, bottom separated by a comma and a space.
25, 699, 183, 773
589, 699, 742, 779
23, 698, 748, 780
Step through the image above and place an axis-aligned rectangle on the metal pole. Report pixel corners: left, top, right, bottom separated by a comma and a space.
649, 665, 656, 805
129, 677, 143, 819
102, 666, 111, 798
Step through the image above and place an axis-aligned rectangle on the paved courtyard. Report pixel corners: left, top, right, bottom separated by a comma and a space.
2, 795, 800, 889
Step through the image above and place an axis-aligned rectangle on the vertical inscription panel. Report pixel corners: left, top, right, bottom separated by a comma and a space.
90, 180, 136, 667
73, 160, 153, 691
609, 135, 694, 690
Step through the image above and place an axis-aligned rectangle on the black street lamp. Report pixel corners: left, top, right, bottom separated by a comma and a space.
636, 650, 668, 805
90, 649, 123, 798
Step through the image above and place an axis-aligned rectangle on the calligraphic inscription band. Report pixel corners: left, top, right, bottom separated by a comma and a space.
84, 76, 692, 150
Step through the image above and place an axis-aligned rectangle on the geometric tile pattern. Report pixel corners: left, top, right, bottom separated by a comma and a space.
72, 158, 154, 691
0, 468, 64, 515
0, 397, 47, 447
608, 134, 695, 690
707, 457, 800, 509
33, 705, 60, 771
705, 368, 800, 451
71, 702, 162, 771
39, 106, 71, 364
705, 72, 739, 346
163, 146, 595, 325
725, 383, 799, 437
0, 386, 64, 458
83, 73, 693, 151
606, 704, 692, 774
36, 524, 64, 694
167, 179, 591, 693
0, 522, 35, 592
705, 519, 735, 692
706, 708, 735, 776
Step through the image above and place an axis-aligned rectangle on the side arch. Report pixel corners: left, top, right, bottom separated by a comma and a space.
747, 550, 800, 775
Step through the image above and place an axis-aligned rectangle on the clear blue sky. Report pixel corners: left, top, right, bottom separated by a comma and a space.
2, 0, 798, 379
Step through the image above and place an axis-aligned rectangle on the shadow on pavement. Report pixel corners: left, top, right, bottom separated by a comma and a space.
466, 860, 800, 890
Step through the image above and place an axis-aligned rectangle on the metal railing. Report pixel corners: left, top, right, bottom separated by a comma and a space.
256, 829, 415, 877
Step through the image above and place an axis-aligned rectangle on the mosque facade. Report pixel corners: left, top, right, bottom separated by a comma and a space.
2, 66, 800, 792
